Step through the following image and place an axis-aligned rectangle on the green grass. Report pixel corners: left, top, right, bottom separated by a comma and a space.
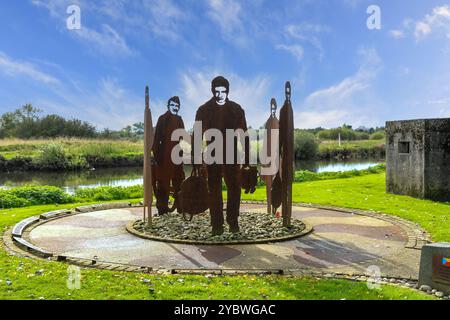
319, 139, 385, 150
0, 203, 433, 300
1, 172, 447, 299
243, 173, 450, 242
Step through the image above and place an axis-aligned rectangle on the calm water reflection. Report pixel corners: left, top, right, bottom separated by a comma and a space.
1, 159, 383, 194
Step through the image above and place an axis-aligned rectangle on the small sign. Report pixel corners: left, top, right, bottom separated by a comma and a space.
443, 257, 450, 267
433, 255, 450, 285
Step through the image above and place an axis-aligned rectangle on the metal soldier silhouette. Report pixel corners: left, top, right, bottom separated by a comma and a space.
279, 82, 294, 227
261, 98, 280, 214
152, 96, 185, 215
193, 76, 255, 236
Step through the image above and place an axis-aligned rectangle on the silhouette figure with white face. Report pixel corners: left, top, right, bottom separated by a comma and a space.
152, 96, 185, 215
193, 76, 254, 236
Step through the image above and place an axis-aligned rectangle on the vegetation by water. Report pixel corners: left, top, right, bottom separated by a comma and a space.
0, 165, 385, 209
0, 106, 386, 171
1, 164, 449, 243
0, 137, 385, 171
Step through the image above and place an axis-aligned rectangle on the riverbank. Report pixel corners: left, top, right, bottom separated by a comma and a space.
0, 138, 385, 171
1, 165, 449, 242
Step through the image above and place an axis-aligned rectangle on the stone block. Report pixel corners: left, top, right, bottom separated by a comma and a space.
419, 243, 450, 294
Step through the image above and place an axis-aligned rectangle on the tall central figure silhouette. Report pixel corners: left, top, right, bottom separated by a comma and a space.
193, 76, 254, 236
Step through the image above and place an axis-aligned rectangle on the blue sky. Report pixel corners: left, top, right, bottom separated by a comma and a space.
0, 0, 450, 130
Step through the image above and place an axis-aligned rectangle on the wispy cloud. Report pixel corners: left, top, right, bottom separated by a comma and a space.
389, 29, 405, 39
414, 6, 450, 40
389, 6, 450, 42
0, 51, 60, 85
283, 23, 330, 60
299, 47, 383, 128
72, 24, 135, 57
31, 0, 135, 57
275, 44, 304, 61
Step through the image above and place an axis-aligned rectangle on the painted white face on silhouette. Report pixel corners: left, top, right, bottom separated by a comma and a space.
169, 101, 180, 115
214, 86, 228, 106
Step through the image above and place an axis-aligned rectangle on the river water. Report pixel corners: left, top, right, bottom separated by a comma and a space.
0, 159, 383, 194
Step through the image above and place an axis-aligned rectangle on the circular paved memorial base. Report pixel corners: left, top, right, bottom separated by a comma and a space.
13, 203, 428, 279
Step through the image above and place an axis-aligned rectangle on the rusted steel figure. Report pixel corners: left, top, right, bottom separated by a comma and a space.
279, 81, 294, 228
143, 86, 154, 226
261, 98, 280, 214
152, 96, 185, 215
193, 76, 255, 236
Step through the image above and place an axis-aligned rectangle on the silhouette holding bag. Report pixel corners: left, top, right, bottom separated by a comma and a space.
241, 166, 258, 194
271, 173, 282, 214
178, 166, 209, 221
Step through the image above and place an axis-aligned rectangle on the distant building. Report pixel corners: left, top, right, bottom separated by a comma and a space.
386, 118, 450, 201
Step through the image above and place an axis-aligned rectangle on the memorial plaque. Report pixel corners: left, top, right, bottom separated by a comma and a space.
432, 255, 450, 285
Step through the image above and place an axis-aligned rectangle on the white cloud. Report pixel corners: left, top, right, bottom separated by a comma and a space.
31, 0, 135, 57
275, 44, 304, 61
284, 23, 329, 60
207, 0, 242, 35
179, 69, 272, 129
414, 6, 450, 40
390, 5, 450, 41
0, 51, 60, 85
37, 78, 146, 130
299, 47, 382, 128
73, 24, 135, 57
389, 29, 405, 39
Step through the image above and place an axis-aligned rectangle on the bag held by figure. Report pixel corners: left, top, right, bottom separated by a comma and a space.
178, 166, 209, 221
241, 166, 258, 194
271, 173, 282, 211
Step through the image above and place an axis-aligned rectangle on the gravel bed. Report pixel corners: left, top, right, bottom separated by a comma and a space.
133, 211, 306, 243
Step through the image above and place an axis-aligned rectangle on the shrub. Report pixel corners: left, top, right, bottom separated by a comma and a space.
370, 131, 385, 140
74, 185, 143, 201
7, 186, 74, 205
294, 131, 319, 160
35, 143, 71, 170
0, 193, 29, 209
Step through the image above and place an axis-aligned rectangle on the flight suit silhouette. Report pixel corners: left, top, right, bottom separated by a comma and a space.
194, 98, 249, 233
152, 111, 185, 214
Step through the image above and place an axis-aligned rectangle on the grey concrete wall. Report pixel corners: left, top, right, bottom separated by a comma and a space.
386, 120, 425, 198
424, 119, 450, 201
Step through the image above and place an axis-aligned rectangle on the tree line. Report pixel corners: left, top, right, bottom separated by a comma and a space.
0, 105, 144, 140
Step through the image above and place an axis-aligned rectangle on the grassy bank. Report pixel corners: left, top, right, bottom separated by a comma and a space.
0, 201, 434, 300
2, 164, 449, 241
318, 139, 385, 160
0, 138, 143, 171
0, 138, 385, 171
243, 173, 450, 242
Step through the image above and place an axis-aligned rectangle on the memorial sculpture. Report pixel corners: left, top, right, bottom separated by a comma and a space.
192, 76, 257, 236
143, 86, 154, 226
279, 81, 294, 228
261, 98, 280, 214
152, 96, 185, 215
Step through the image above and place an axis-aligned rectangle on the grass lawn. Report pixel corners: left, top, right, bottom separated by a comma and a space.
242, 173, 450, 242
1, 173, 446, 300
0, 201, 433, 300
